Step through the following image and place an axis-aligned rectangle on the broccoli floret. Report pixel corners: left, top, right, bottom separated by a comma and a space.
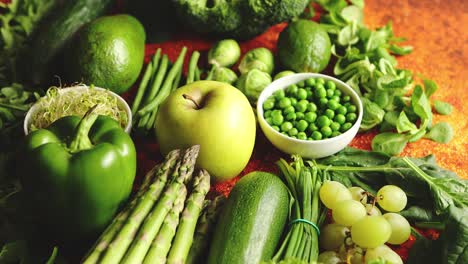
174, 0, 309, 39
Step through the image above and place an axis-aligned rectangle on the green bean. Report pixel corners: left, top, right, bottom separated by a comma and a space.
143, 54, 169, 105
145, 108, 158, 131
172, 63, 183, 91
186, 51, 200, 84
194, 66, 201, 81
137, 47, 187, 116
205, 65, 216, 80
131, 59, 154, 115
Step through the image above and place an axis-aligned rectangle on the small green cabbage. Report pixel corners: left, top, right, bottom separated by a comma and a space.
211, 67, 238, 85
238, 47, 274, 75
208, 39, 241, 67
274, 70, 295, 80
236, 69, 272, 103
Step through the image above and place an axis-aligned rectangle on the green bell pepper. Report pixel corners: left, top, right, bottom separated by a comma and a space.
20, 106, 136, 240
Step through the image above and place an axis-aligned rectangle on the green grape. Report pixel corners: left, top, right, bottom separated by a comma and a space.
338, 245, 364, 264
365, 204, 382, 216
319, 181, 353, 209
383, 213, 411, 245
376, 185, 408, 212
319, 223, 350, 251
365, 245, 403, 264
332, 200, 367, 226
348, 186, 368, 204
351, 216, 392, 248
317, 251, 343, 264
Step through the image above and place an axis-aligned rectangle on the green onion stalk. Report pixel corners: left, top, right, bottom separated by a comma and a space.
272, 156, 329, 263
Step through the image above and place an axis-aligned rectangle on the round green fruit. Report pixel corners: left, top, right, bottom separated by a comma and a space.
65, 14, 146, 94
277, 19, 331, 73
155, 80, 256, 181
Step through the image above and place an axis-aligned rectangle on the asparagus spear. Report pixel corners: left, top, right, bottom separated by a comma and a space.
142, 186, 187, 264
167, 169, 211, 264
82, 149, 181, 264
186, 195, 226, 264
121, 145, 200, 264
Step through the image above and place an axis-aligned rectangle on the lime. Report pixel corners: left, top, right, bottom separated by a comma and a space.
277, 19, 331, 73
66, 15, 146, 94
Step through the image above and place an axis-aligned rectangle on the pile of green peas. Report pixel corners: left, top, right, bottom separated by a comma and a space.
262, 77, 358, 141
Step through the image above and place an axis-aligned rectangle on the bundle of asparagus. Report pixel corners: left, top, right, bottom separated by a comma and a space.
82, 145, 210, 264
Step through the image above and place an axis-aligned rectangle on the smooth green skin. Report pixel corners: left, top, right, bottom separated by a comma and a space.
207, 172, 289, 264
155, 80, 256, 181
278, 19, 332, 73
21, 115, 136, 240
66, 14, 146, 94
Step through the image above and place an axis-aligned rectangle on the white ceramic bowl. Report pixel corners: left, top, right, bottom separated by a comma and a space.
24, 85, 132, 135
256, 73, 363, 159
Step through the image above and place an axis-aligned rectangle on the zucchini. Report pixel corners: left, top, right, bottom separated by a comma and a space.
19, 0, 113, 85
207, 171, 289, 264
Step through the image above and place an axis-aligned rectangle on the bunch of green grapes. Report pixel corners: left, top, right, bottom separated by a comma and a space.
318, 181, 411, 263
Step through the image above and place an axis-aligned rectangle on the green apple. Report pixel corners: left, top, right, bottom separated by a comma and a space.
155, 80, 256, 181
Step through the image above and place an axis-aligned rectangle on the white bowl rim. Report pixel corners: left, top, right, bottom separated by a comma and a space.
256, 72, 363, 145
23, 85, 132, 135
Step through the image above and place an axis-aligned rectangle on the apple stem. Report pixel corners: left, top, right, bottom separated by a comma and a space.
183, 94, 201, 109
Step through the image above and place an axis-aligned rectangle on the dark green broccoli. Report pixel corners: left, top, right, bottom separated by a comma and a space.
174, 0, 309, 39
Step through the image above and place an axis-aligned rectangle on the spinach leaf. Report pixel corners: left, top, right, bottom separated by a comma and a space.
396, 111, 418, 134
441, 205, 468, 264
425, 122, 454, 144
371, 132, 409, 156
318, 147, 390, 166
423, 78, 439, 98
389, 44, 413, 55
400, 206, 439, 222
360, 97, 385, 131
411, 85, 432, 127
434, 100, 453, 115
407, 236, 442, 264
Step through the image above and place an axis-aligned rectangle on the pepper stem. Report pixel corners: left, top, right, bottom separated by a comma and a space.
68, 105, 99, 153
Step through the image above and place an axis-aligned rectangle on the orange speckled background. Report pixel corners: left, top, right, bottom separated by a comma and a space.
355, 0, 468, 179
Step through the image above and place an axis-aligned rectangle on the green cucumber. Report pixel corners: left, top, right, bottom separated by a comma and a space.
207, 171, 289, 264
19, 0, 113, 85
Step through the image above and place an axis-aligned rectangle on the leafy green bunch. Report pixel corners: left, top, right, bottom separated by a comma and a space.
312, 1, 454, 155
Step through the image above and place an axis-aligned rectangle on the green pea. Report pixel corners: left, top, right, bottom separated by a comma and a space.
330, 95, 340, 102
326, 89, 335, 98
342, 95, 351, 102
347, 105, 357, 113
290, 97, 298, 107
274, 89, 285, 99
286, 112, 297, 121
331, 131, 341, 137
290, 135, 297, 139
272, 125, 280, 132
325, 109, 335, 119
297, 80, 306, 88
321, 126, 333, 137
297, 88, 308, 100
318, 98, 328, 108
307, 102, 318, 112
288, 127, 298, 136
278, 97, 292, 108
316, 78, 325, 85
341, 122, 352, 132
297, 132, 307, 140
264, 110, 272, 118
305, 77, 316, 87
334, 114, 346, 124
296, 112, 305, 120
286, 85, 298, 96
326, 80, 336, 90
272, 109, 282, 117
346, 112, 357, 123
263, 99, 275, 110
327, 100, 340, 110
296, 119, 308, 132
281, 121, 293, 132
311, 131, 323, 140
333, 89, 342, 96
316, 87, 327, 98
330, 122, 341, 131
272, 114, 284, 126
308, 123, 318, 133
283, 105, 295, 115
266, 117, 273, 125
306, 90, 313, 99
336, 106, 347, 115
304, 112, 317, 123
317, 115, 331, 128
295, 100, 308, 113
